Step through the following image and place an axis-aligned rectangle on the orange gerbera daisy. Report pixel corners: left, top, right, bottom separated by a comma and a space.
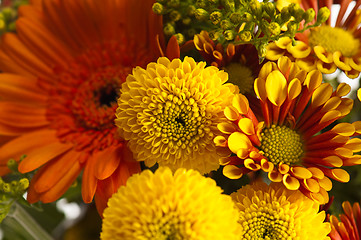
0, 0, 163, 214
215, 56, 361, 204
267, 0, 361, 78
328, 201, 361, 240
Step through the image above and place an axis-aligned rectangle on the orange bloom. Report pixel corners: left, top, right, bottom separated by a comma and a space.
0, 0, 163, 214
215, 56, 361, 204
329, 201, 361, 240
267, 0, 361, 78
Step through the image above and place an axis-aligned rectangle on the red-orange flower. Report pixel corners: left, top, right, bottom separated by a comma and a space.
328, 201, 361, 240
215, 56, 361, 204
0, 0, 163, 214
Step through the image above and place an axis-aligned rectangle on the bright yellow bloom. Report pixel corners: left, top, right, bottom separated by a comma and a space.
101, 167, 241, 240
231, 181, 331, 239
357, 88, 361, 101
115, 57, 238, 174
267, 0, 361, 78
215, 56, 361, 204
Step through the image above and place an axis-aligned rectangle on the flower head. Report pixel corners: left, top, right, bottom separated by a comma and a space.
231, 181, 331, 239
194, 31, 261, 94
115, 56, 238, 174
266, 0, 361, 78
0, 0, 163, 214
216, 56, 361, 204
328, 201, 361, 240
101, 167, 241, 240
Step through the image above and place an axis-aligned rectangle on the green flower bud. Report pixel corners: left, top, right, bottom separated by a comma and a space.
281, 7, 291, 22
1, 8, 14, 22
18, 178, 29, 191
152, 2, 164, 15
182, 17, 192, 25
224, 30, 236, 40
187, 28, 197, 38
316, 7, 330, 23
286, 21, 298, 35
249, 0, 262, 18
303, 8, 315, 24
268, 22, 281, 35
242, 12, 253, 22
7, 159, 17, 172
210, 11, 222, 25
223, 0, 235, 12
208, 0, 219, 5
2, 183, 10, 193
167, 0, 180, 8
169, 10, 181, 22
194, 8, 209, 21
187, 5, 197, 16
220, 19, 233, 30
196, 0, 208, 8
294, 8, 305, 22
164, 23, 176, 36
257, 43, 267, 58
230, 12, 242, 25
209, 31, 222, 41
240, 31, 252, 42
264, 2, 275, 18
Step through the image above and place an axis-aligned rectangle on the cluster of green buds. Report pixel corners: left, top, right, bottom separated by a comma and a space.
152, 0, 330, 58
0, 157, 30, 222
0, 0, 29, 35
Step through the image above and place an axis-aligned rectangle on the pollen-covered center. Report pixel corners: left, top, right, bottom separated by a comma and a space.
154, 92, 208, 151
147, 213, 188, 240
259, 125, 304, 165
308, 26, 360, 57
240, 201, 296, 239
224, 62, 254, 94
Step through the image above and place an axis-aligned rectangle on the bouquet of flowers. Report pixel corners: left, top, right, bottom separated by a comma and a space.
0, 0, 360, 239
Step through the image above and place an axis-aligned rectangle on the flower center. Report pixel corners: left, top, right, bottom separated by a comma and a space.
47, 41, 151, 151
240, 201, 296, 239
154, 94, 208, 151
224, 62, 254, 94
308, 26, 360, 57
259, 125, 304, 165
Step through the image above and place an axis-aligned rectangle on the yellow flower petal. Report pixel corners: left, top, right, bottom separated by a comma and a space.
333, 51, 352, 71
336, 83, 351, 97
287, 41, 311, 58
316, 60, 337, 74
358, 88, 361, 101
283, 173, 300, 190
218, 122, 237, 134
311, 83, 333, 107
232, 94, 249, 115
314, 46, 333, 63
265, 70, 287, 106
303, 178, 320, 193
288, 78, 302, 100
224, 106, 239, 121
318, 177, 332, 191
304, 70, 322, 91
244, 159, 261, 171
223, 165, 244, 179
227, 132, 251, 154
290, 166, 312, 179
238, 118, 255, 135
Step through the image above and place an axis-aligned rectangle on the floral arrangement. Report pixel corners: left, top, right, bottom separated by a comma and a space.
0, 0, 360, 239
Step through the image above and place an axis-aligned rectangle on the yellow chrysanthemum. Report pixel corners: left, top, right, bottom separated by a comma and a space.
101, 167, 241, 240
231, 181, 331, 239
267, 0, 361, 78
115, 57, 238, 173
215, 56, 361, 204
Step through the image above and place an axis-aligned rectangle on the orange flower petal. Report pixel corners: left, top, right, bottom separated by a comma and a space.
283, 174, 300, 190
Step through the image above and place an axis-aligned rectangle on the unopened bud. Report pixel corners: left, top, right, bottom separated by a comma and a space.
182, 17, 192, 25
242, 12, 253, 22
230, 12, 242, 25
250, 0, 262, 17
240, 31, 252, 42
174, 33, 185, 45
316, 7, 330, 23
195, 8, 209, 21
281, 7, 291, 22
169, 10, 181, 22
167, 0, 180, 8
268, 22, 281, 35
220, 19, 233, 30
286, 21, 298, 35
196, 0, 208, 8
294, 8, 305, 22
164, 23, 175, 36
210, 11, 222, 25
223, 0, 235, 12
264, 2, 275, 17
224, 30, 236, 40
152, 3, 164, 15
19, 178, 29, 191
303, 8, 315, 24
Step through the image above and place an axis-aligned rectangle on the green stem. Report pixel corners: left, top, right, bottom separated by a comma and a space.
7, 203, 54, 240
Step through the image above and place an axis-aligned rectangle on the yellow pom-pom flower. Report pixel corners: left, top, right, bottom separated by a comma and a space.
101, 167, 241, 240
231, 181, 331, 239
115, 56, 238, 173
215, 56, 361, 204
